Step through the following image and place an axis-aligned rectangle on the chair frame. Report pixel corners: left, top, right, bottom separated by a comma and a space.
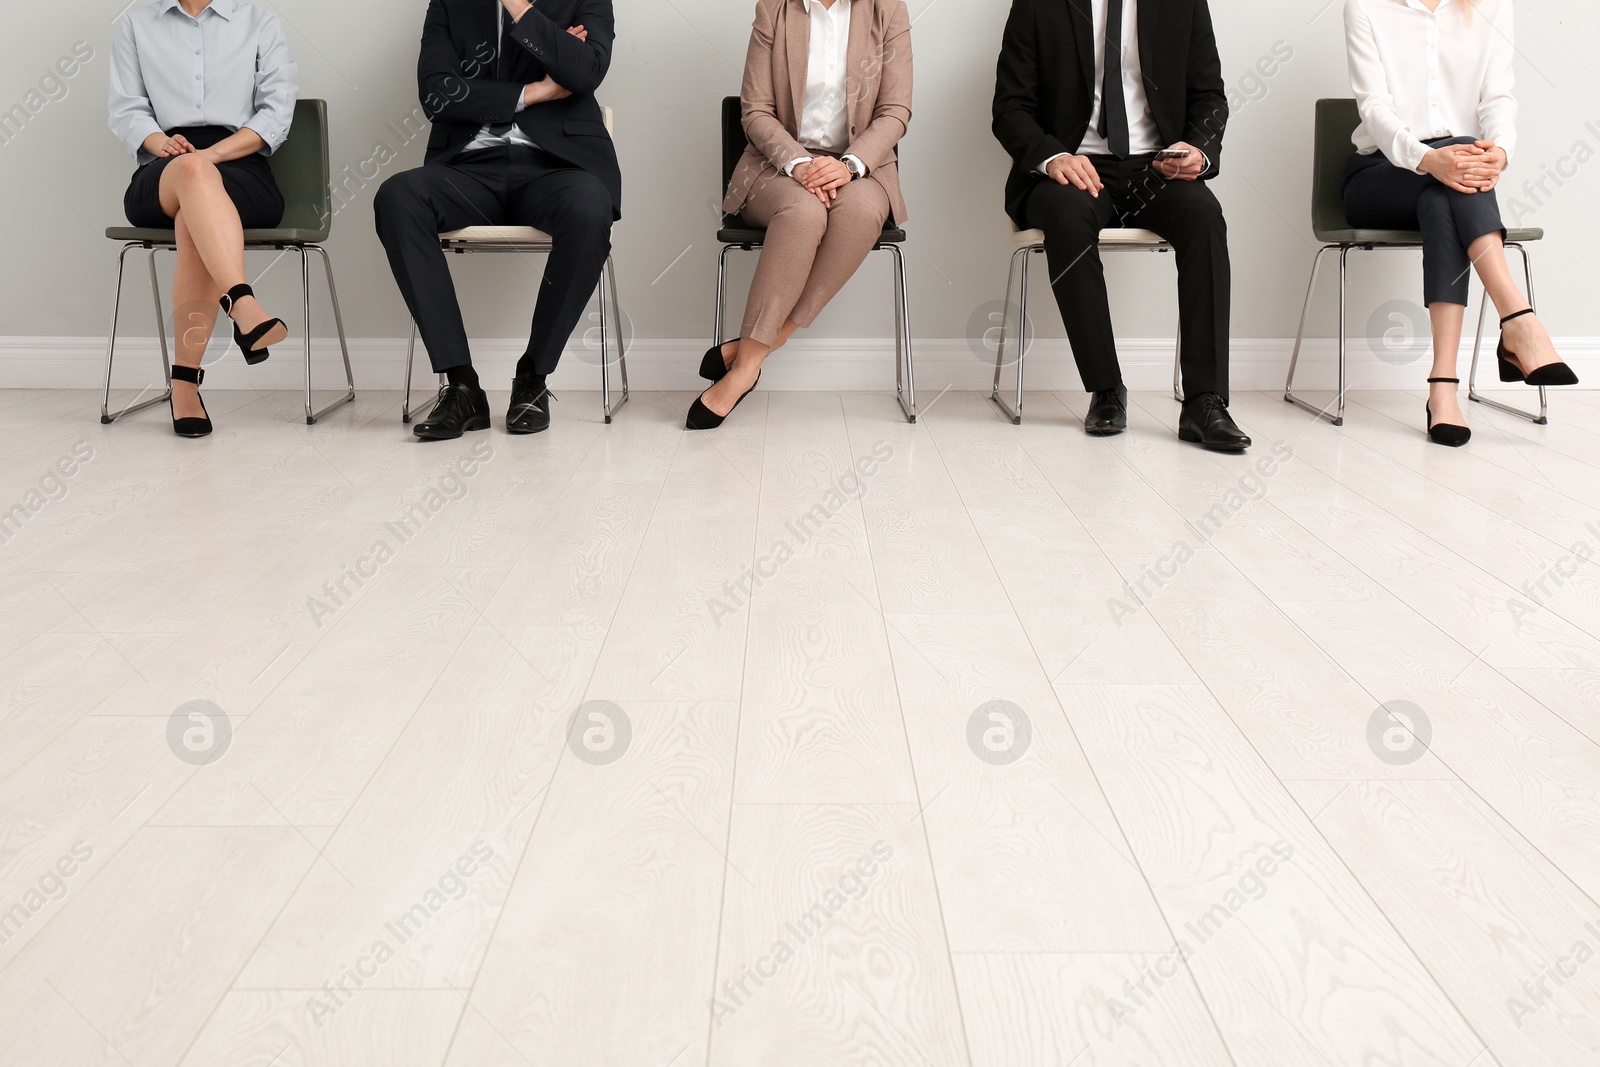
712, 236, 917, 423
1283, 240, 1547, 426
101, 238, 355, 426
990, 232, 1184, 424
401, 240, 630, 425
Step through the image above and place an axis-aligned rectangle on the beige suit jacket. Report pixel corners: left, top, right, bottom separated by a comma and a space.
723, 0, 913, 225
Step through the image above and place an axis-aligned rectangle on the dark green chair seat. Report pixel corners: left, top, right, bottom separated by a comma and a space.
105, 225, 333, 245
101, 98, 355, 426
1285, 97, 1549, 426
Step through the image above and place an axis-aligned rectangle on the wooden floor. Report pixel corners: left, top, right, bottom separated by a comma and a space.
2, 384, 1599, 1066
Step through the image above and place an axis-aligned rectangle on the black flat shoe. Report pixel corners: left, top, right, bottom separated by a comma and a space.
1425, 378, 1471, 447
168, 364, 212, 438
1084, 386, 1128, 435
1179, 393, 1251, 451
413, 382, 490, 440
1497, 308, 1578, 386
686, 374, 759, 431
219, 283, 287, 366
700, 340, 738, 383
507, 374, 555, 435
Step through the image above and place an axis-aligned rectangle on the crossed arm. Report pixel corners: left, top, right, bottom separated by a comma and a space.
416, 0, 609, 126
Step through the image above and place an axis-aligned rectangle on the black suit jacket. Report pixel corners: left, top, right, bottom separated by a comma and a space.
417, 0, 622, 218
992, 0, 1227, 227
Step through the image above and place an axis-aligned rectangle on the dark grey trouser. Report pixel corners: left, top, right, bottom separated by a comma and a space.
1343, 135, 1506, 307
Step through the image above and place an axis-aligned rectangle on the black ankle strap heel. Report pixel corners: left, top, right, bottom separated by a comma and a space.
1496, 307, 1579, 387
219, 283, 287, 366
1424, 377, 1469, 448
168, 364, 213, 438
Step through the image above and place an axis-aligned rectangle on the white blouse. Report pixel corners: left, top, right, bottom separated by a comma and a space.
783, 0, 869, 178
1344, 0, 1517, 174
109, 0, 299, 164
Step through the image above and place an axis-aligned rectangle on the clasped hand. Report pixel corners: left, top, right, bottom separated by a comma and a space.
794, 157, 854, 207
1421, 140, 1506, 193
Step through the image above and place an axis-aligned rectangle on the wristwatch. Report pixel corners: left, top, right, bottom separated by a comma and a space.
843, 156, 865, 179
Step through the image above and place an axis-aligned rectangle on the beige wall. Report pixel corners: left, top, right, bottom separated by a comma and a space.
2, 0, 1596, 375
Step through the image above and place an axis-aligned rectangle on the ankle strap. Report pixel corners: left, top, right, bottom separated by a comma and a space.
1500, 307, 1536, 326
171, 365, 204, 386
218, 283, 254, 314
1426, 377, 1459, 384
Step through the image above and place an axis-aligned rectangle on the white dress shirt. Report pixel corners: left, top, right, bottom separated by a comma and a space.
109, 0, 298, 164
1038, 0, 1194, 173
1345, 0, 1517, 174
784, 0, 869, 179
464, 0, 541, 154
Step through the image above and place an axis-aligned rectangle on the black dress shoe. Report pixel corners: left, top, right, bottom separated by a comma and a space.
413, 382, 490, 441
1084, 386, 1128, 435
507, 375, 555, 435
1179, 393, 1251, 451
699, 340, 737, 383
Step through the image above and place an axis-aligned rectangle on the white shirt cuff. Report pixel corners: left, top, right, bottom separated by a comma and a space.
1037, 152, 1069, 176
843, 154, 869, 178
784, 156, 814, 177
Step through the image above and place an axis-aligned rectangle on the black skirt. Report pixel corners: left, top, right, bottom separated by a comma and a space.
123, 125, 285, 230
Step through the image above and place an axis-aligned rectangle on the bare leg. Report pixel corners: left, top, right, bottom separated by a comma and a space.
700, 319, 803, 417
1427, 302, 1467, 428
169, 211, 223, 421
157, 155, 283, 347
1467, 232, 1559, 374
714, 318, 801, 369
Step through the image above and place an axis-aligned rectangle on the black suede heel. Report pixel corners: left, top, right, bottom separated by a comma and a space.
219, 283, 287, 366
700, 340, 738, 382
1425, 377, 1470, 448
168, 365, 213, 438
1497, 308, 1578, 386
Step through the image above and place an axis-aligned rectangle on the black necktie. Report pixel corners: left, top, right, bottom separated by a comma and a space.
1098, 0, 1131, 158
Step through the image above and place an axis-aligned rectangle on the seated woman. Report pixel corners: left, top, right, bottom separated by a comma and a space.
1344, 0, 1575, 448
108, 0, 299, 437
689, 0, 913, 430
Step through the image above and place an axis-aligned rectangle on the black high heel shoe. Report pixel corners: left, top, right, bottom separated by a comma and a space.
219, 283, 288, 366
1497, 308, 1579, 386
168, 365, 213, 438
699, 339, 738, 383
686, 373, 760, 431
1425, 377, 1470, 448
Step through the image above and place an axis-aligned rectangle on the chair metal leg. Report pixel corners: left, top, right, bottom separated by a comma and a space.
991, 245, 1032, 425
713, 245, 735, 348
1172, 322, 1183, 404
608, 254, 627, 412
102, 244, 175, 424
101, 245, 175, 425
596, 255, 630, 424
305, 245, 356, 425
888, 243, 917, 423
1284, 244, 1345, 425
1468, 243, 1549, 425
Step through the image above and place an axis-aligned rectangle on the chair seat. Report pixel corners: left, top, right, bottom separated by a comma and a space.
439, 225, 556, 246
1314, 226, 1544, 246
106, 225, 329, 246
719, 214, 906, 246
1012, 227, 1167, 247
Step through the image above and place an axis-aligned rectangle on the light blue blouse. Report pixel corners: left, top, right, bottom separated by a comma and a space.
108, 0, 299, 164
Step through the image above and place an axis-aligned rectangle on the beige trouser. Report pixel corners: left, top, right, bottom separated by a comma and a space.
738, 166, 892, 346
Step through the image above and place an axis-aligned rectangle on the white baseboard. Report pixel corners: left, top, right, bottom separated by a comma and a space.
3, 335, 1598, 394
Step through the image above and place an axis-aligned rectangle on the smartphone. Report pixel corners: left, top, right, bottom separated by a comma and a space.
1154, 149, 1191, 161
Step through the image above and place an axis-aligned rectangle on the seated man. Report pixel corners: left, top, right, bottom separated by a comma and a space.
991, 0, 1249, 451
376, 0, 620, 440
